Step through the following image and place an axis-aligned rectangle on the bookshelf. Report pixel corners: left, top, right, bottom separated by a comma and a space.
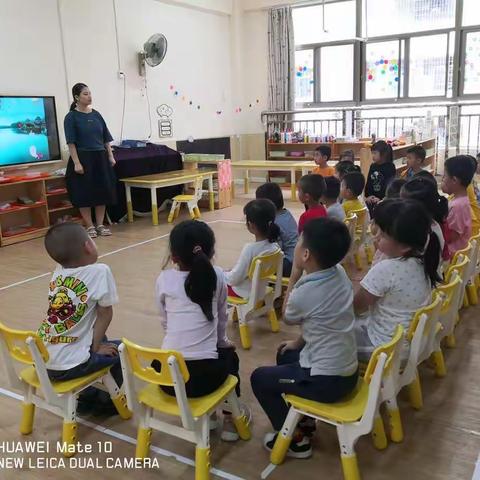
0, 175, 79, 247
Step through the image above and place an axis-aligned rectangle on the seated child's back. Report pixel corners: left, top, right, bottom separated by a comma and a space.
256, 182, 298, 276
226, 199, 280, 298
297, 174, 327, 233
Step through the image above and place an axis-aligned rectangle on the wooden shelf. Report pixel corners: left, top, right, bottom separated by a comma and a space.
268, 142, 331, 148
46, 189, 68, 196
0, 202, 47, 215
48, 204, 74, 213
0, 226, 49, 245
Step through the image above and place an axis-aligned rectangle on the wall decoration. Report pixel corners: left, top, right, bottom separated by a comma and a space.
156, 104, 173, 137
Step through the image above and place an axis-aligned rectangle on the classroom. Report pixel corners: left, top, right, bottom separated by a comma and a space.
0, 0, 479, 479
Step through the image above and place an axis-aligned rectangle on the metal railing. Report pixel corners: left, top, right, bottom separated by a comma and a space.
261, 101, 480, 170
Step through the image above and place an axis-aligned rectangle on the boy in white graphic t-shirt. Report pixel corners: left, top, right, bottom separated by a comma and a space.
38, 222, 120, 415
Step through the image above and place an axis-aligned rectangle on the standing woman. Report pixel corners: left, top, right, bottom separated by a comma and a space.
64, 83, 117, 238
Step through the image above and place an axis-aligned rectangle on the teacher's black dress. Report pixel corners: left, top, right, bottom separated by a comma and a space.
64, 109, 117, 208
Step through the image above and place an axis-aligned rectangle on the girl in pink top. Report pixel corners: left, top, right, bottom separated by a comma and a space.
441, 155, 476, 259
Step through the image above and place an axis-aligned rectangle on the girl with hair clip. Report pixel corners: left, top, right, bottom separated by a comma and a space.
225, 199, 280, 298
155, 220, 249, 441
365, 140, 396, 212
353, 199, 441, 361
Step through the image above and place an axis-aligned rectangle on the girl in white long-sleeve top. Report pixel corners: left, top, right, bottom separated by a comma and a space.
155, 220, 249, 441
225, 199, 280, 298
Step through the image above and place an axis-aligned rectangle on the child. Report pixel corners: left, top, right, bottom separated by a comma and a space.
354, 199, 441, 360
322, 176, 345, 221
312, 145, 335, 177
297, 174, 327, 233
156, 220, 247, 441
341, 171, 366, 217
339, 149, 355, 163
441, 155, 476, 260
256, 182, 298, 277
226, 199, 280, 298
401, 145, 426, 178
401, 175, 448, 276
38, 222, 121, 415
385, 178, 406, 198
251, 218, 358, 458
334, 160, 361, 181
365, 140, 396, 210
466, 155, 480, 235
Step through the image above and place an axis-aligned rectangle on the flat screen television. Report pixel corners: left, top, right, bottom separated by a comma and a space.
0, 96, 61, 168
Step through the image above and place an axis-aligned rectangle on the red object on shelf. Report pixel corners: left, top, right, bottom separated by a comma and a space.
47, 188, 67, 195
2, 226, 41, 238
0, 201, 47, 214
17, 172, 50, 181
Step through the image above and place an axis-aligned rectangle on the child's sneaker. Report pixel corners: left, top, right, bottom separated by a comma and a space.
298, 417, 316, 437
263, 432, 312, 459
220, 403, 252, 442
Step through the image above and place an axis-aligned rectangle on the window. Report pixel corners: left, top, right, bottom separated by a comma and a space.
409, 34, 448, 97
464, 31, 480, 95
292, 1, 356, 45
462, 0, 480, 27
320, 45, 354, 102
363, 0, 455, 38
365, 41, 401, 99
295, 50, 314, 103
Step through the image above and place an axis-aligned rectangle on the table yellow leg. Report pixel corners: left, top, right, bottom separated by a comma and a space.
126, 185, 134, 222
151, 188, 159, 226
244, 170, 249, 194
208, 175, 214, 211
290, 170, 297, 200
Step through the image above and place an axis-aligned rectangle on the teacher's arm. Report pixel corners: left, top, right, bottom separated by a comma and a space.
105, 143, 116, 167
67, 144, 84, 175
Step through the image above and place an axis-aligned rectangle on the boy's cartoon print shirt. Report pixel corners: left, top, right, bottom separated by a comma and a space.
38, 263, 118, 370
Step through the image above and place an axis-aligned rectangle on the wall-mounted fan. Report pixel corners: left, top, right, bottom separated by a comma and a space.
138, 33, 168, 76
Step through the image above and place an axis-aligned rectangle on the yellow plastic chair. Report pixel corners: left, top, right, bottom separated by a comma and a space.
0, 322, 131, 457
118, 339, 250, 480
266, 326, 404, 480
445, 251, 471, 310
434, 271, 463, 352
443, 254, 470, 346
343, 213, 358, 267
448, 242, 473, 307
227, 249, 283, 349
464, 235, 480, 305
349, 207, 374, 269
378, 294, 443, 445
168, 176, 204, 223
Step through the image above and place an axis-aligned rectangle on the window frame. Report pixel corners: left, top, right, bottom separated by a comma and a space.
292, 0, 480, 107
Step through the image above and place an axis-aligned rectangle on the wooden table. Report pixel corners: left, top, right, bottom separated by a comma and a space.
229, 160, 316, 200
121, 169, 215, 226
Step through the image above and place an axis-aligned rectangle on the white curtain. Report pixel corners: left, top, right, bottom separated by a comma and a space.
268, 6, 295, 111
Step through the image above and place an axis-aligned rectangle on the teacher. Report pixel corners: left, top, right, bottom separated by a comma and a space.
64, 83, 117, 238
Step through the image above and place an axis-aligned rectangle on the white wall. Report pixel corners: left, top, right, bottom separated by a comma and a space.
0, 0, 241, 151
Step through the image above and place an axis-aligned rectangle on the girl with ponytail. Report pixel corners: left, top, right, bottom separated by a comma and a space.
225, 199, 280, 298
353, 199, 440, 360
156, 220, 248, 441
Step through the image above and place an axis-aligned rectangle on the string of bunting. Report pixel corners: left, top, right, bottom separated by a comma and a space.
168, 85, 260, 115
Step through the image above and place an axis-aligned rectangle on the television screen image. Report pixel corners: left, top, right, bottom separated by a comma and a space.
0, 96, 61, 168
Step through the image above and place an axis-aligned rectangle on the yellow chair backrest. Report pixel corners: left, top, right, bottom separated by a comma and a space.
407, 293, 442, 342
344, 213, 358, 236
364, 324, 404, 383
451, 242, 472, 266
247, 249, 283, 280
434, 272, 462, 314
121, 338, 190, 386
445, 254, 469, 283
350, 207, 368, 227
0, 322, 49, 365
